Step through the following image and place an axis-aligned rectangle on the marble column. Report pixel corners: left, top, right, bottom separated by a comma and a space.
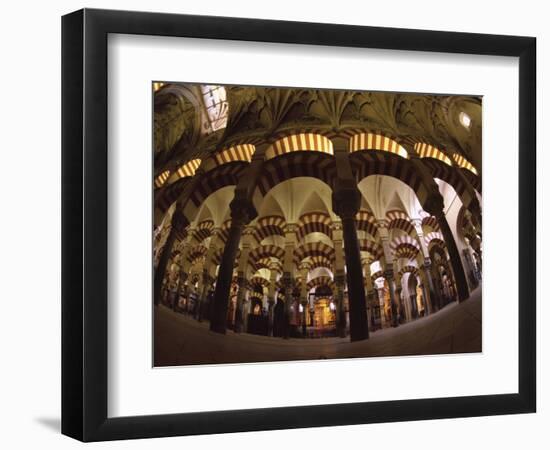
435, 211, 470, 302
385, 269, 399, 327
282, 224, 297, 339
267, 264, 278, 336
334, 273, 347, 338
332, 184, 369, 341
281, 273, 294, 339
210, 198, 257, 334
197, 271, 213, 321
423, 261, 438, 312
234, 275, 247, 333
154, 208, 188, 306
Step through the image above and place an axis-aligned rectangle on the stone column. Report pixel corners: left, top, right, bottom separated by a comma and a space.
331, 221, 347, 338
234, 275, 247, 333
384, 269, 399, 327
298, 264, 309, 337
422, 260, 437, 312
332, 182, 369, 341
334, 273, 347, 338
233, 226, 255, 333
396, 283, 407, 323
377, 221, 399, 328
267, 263, 278, 336
197, 271, 214, 322
363, 266, 376, 329
281, 273, 294, 339
154, 208, 188, 306
434, 209, 470, 302
210, 198, 257, 334
282, 224, 298, 339
422, 194, 469, 302
412, 219, 437, 314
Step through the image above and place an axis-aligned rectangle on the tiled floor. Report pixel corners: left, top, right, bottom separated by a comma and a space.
154, 287, 481, 366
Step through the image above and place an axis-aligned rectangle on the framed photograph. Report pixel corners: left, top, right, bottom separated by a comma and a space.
61, 8, 536, 441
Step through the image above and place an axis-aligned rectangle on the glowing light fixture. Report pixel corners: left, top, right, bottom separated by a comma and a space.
459, 111, 471, 129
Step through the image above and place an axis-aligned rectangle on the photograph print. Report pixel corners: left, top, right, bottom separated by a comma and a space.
152, 82, 482, 367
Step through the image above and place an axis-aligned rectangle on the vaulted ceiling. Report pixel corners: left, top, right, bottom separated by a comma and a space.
153, 83, 482, 177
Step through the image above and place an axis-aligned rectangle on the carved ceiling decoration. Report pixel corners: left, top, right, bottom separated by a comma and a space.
154, 84, 482, 181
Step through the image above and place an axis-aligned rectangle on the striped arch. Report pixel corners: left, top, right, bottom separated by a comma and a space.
187, 245, 208, 265
154, 170, 170, 188
294, 242, 335, 266
424, 231, 444, 246
421, 215, 440, 232
361, 255, 376, 268
414, 143, 452, 166
192, 220, 214, 244
398, 265, 419, 279
155, 177, 192, 214
248, 245, 285, 266
307, 276, 335, 292
167, 158, 201, 184
265, 133, 334, 160
462, 169, 482, 193
349, 133, 408, 158
359, 239, 384, 261
249, 276, 271, 290
371, 270, 385, 282
425, 232, 446, 253
217, 220, 232, 245
390, 235, 421, 261
386, 209, 416, 236
188, 161, 248, 208
213, 144, 255, 167
212, 248, 241, 267
248, 290, 264, 300
253, 257, 282, 273
307, 255, 334, 271
349, 151, 431, 206
452, 153, 478, 175
255, 152, 337, 197
421, 158, 472, 203
355, 210, 379, 237
200, 144, 256, 172
254, 215, 286, 242
297, 212, 333, 240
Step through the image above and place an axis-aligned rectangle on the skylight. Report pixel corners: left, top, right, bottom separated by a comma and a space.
459, 111, 471, 129
200, 85, 228, 133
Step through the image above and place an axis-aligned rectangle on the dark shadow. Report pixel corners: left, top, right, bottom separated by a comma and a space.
35, 417, 61, 433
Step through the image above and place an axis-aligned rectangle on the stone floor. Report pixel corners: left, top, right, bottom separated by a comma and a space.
154, 287, 481, 367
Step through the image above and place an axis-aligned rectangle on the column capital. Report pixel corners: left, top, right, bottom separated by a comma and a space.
332, 185, 361, 219
171, 208, 189, 233
384, 268, 395, 280
283, 223, 298, 235
422, 193, 445, 218
334, 273, 346, 287
331, 220, 343, 232
411, 218, 423, 229
236, 273, 247, 287
229, 197, 257, 226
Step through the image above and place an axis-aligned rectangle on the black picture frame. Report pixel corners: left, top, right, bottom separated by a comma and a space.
61, 8, 536, 442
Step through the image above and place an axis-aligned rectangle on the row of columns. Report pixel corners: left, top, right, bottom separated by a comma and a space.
155, 143, 474, 342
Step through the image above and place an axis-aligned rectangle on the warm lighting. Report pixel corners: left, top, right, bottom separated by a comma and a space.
153, 82, 165, 92
329, 302, 336, 311
349, 133, 408, 158
201, 85, 228, 133
459, 111, 471, 129
299, 304, 304, 313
